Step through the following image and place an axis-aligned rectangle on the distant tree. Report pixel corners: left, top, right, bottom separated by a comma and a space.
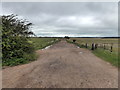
64, 36, 70, 39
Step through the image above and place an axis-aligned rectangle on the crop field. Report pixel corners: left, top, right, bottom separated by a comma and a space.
29, 37, 60, 50
68, 38, 118, 52
67, 38, 119, 67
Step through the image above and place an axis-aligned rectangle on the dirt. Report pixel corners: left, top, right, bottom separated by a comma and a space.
2, 40, 118, 88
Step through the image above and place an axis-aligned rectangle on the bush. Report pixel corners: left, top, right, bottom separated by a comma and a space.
23, 52, 37, 61
2, 14, 36, 66
2, 58, 28, 66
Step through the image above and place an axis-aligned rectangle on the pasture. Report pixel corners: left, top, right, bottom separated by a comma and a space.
29, 37, 60, 50
67, 38, 119, 67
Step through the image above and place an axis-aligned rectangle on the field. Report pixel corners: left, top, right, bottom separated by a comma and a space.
2, 37, 60, 66
67, 38, 119, 67
29, 37, 60, 50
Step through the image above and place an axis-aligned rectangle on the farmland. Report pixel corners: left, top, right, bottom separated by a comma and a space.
2, 37, 60, 66
29, 37, 60, 50
1, 2, 118, 88
3, 40, 118, 88
67, 38, 119, 67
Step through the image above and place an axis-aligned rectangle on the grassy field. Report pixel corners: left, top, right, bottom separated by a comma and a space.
29, 37, 60, 50
67, 38, 119, 67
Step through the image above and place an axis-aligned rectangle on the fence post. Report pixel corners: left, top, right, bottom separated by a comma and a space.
73, 39, 76, 43
104, 43, 106, 50
110, 43, 113, 52
95, 44, 98, 49
110, 46, 112, 52
86, 43, 87, 48
91, 43, 94, 50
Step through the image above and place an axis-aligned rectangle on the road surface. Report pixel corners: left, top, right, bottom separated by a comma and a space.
2, 40, 118, 88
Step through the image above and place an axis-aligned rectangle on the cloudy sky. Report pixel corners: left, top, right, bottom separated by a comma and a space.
1, 2, 118, 37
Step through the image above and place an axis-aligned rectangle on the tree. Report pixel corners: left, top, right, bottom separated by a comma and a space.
2, 14, 36, 65
2, 14, 34, 37
64, 36, 70, 39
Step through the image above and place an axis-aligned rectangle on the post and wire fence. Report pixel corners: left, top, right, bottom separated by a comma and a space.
71, 39, 114, 52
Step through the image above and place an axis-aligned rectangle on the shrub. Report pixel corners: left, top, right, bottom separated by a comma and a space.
2, 14, 36, 66
2, 58, 28, 66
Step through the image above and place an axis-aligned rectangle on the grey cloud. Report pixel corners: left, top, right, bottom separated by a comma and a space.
2, 2, 118, 37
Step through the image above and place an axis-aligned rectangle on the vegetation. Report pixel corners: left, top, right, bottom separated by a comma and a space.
30, 37, 60, 50
93, 48, 118, 67
67, 38, 119, 67
0, 24, 2, 67
2, 14, 118, 67
2, 14, 36, 66
64, 36, 70, 39
1, 14, 61, 67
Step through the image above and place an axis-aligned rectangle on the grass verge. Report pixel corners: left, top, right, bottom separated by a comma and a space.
92, 48, 118, 67
66, 39, 119, 67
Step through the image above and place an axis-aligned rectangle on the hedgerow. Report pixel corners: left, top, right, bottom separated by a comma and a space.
2, 14, 36, 66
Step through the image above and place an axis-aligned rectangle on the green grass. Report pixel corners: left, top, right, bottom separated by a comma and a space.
92, 48, 118, 67
67, 38, 119, 67
0, 25, 2, 67
2, 37, 60, 67
69, 38, 118, 52
0, 63, 2, 67
29, 37, 60, 50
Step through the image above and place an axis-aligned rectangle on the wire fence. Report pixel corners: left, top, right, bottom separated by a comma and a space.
71, 39, 115, 52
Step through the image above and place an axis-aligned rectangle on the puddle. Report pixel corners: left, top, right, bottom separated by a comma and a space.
79, 52, 83, 54
42, 45, 52, 50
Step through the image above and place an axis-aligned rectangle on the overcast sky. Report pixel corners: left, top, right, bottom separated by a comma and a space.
1, 2, 118, 37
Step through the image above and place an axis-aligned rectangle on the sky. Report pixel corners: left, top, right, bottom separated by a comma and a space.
1, 2, 118, 37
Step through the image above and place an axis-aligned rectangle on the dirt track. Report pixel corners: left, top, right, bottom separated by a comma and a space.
2, 40, 118, 88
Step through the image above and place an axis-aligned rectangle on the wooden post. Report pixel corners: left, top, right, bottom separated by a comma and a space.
86, 43, 87, 48
110, 46, 113, 52
110, 43, 113, 52
91, 43, 94, 50
73, 39, 76, 43
104, 43, 106, 50
95, 44, 98, 49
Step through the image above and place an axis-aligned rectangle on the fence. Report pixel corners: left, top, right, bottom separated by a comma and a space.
71, 39, 114, 52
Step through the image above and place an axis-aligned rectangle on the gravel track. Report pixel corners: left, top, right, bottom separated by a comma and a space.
2, 40, 118, 88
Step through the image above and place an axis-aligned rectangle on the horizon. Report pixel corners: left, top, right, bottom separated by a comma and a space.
31, 36, 120, 38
